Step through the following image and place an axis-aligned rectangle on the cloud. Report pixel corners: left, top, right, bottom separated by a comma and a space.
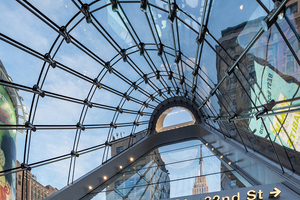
0, 1, 55, 53
24, 0, 78, 27
0, 0, 167, 192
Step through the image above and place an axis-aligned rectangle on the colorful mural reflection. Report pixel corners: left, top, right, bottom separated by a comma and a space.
0, 85, 16, 200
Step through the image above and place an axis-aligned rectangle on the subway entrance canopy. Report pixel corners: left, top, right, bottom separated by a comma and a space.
1, 0, 300, 200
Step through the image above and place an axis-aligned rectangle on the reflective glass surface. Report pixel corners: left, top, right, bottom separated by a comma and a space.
91, 140, 254, 200
0, 0, 300, 199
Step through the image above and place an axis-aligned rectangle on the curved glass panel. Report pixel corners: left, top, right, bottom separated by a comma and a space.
90, 140, 270, 199
0, 0, 300, 199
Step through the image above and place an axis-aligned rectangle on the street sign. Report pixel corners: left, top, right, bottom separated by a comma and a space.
163, 182, 299, 200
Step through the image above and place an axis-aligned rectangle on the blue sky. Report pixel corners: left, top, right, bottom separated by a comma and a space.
159, 140, 221, 197
0, 0, 275, 198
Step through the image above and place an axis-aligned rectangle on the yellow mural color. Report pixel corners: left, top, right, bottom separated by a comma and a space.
270, 94, 300, 150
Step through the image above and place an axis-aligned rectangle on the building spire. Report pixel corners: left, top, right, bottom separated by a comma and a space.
199, 144, 203, 176
193, 143, 209, 195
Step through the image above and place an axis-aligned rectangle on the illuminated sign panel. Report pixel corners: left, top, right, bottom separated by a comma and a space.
249, 61, 300, 150
165, 183, 299, 200
0, 85, 17, 200
204, 188, 280, 200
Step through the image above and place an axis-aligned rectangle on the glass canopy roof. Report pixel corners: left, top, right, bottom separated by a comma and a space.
0, 0, 300, 199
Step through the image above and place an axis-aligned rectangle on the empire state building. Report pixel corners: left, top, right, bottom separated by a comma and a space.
192, 144, 209, 195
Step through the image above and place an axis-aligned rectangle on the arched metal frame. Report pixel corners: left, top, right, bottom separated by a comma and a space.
148, 96, 202, 133
0, 0, 300, 199
155, 106, 195, 132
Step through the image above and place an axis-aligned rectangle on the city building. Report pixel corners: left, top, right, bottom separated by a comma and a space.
214, 0, 300, 173
105, 133, 170, 199
0, 0, 300, 200
192, 145, 209, 195
15, 160, 57, 200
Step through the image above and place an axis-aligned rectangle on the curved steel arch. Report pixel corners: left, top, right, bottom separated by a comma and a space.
48, 124, 207, 200
1, 0, 300, 199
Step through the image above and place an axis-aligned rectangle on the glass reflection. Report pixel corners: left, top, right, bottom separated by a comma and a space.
210, 0, 300, 175
214, 4, 300, 127
92, 140, 252, 199
1, 0, 300, 199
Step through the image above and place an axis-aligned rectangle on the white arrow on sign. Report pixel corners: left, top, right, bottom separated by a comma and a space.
269, 187, 281, 198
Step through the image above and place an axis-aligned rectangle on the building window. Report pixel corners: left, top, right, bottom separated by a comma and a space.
229, 81, 237, 91
18, 180, 21, 185
115, 180, 123, 188
271, 32, 279, 41
286, 54, 295, 74
116, 146, 123, 154
286, 2, 298, 15
269, 59, 274, 67
19, 174, 21, 179
33, 190, 36, 200
139, 156, 146, 161
247, 53, 254, 61
230, 93, 237, 101
136, 165, 143, 170
125, 167, 134, 175
247, 65, 256, 78
125, 178, 135, 188
267, 48, 273, 58
230, 179, 237, 187
229, 47, 235, 55
241, 92, 248, 103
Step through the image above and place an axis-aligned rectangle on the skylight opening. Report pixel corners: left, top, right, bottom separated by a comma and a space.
156, 106, 196, 133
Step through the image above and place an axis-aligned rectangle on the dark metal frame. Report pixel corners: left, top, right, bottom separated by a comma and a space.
0, 0, 300, 199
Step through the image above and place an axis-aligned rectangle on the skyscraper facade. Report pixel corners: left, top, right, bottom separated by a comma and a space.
192, 145, 209, 195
